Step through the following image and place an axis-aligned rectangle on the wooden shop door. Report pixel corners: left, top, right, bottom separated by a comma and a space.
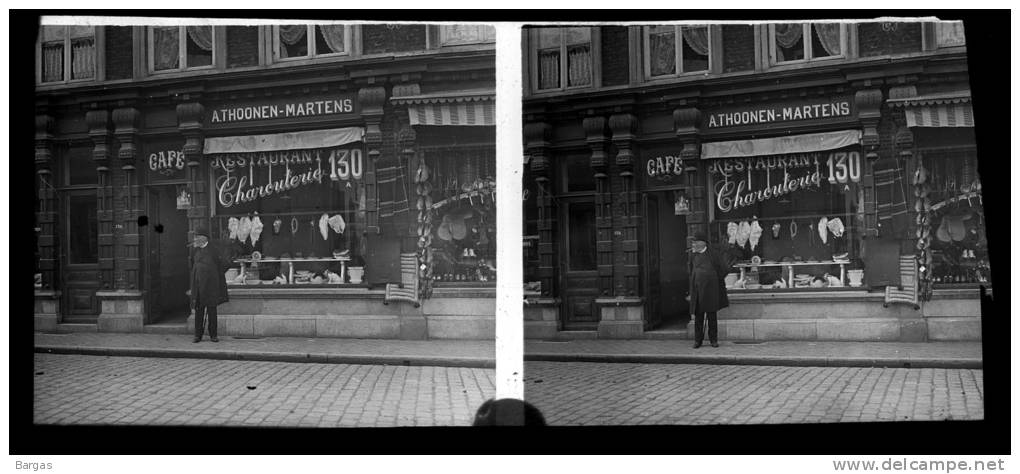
560, 199, 600, 330
145, 185, 192, 323
642, 194, 662, 330
60, 190, 101, 322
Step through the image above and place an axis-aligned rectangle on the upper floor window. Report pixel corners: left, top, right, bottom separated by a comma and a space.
644, 25, 710, 78
440, 25, 495, 46
770, 23, 845, 64
274, 25, 350, 60
534, 27, 592, 91
38, 25, 96, 83
936, 21, 966, 47
148, 26, 214, 73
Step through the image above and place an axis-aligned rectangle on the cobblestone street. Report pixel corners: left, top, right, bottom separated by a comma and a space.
34, 354, 495, 427
524, 362, 984, 425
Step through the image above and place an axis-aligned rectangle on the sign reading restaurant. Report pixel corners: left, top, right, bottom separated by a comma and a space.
206, 94, 358, 125
703, 96, 855, 130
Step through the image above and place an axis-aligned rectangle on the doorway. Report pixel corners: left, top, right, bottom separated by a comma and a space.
559, 199, 600, 330
145, 184, 191, 324
648, 190, 689, 330
60, 190, 101, 323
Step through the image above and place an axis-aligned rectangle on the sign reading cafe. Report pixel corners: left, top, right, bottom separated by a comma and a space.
212, 147, 364, 208
149, 149, 186, 176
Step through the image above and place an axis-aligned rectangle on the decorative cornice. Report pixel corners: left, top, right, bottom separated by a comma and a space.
176, 103, 204, 155
855, 88, 884, 154
85, 110, 110, 166
583, 116, 608, 172
113, 107, 140, 166
608, 113, 637, 171
673, 106, 701, 139
35, 114, 55, 169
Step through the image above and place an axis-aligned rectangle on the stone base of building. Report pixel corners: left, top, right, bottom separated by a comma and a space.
596, 297, 644, 339
34, 290, 61, 332
96, 290, 146, 333
524, 297, 560, 339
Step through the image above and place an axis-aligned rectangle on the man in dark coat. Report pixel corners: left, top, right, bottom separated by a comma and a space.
189, 228, 229, 342
687, 232, 730, 348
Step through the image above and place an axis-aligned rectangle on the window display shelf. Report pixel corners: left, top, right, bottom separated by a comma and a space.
732, 260, 850, 288
234, 256, 351, 285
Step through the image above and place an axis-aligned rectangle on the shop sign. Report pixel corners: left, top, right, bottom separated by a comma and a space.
211, 146, 363, 208
702, 96, 854, 130
646, 154, 686, 179
710, 149, 861, 213
206, 94, 358, 126
149, 149, 186, 176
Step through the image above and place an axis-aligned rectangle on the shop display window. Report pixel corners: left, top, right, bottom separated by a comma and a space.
708, 148, 863, 290
534, 27, 593, 91
422, 146, 496, 284
38, 25, 96, 83
644, 25, 710, 78
770, 23, 845, 64
921, 150, 989, 286
274, 25, 350, 60
209, 146, 365, 286
148, 26, 214, 72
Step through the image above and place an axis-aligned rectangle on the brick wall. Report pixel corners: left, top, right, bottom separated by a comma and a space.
226, 26, 260, 68
362, 25, 427, 55
858, 23, 923, 57
722, 24, 755, 73
600, 26, 630, 87
104, 26, 134, 80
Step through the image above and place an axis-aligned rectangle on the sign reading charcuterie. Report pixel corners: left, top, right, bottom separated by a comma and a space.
702, 96, 854, 130
710, 148, 861, 213
211, 146, 363, 208
206, 94, 358, 126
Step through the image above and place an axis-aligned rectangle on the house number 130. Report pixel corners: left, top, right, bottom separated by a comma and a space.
329, 148, 364, 181
826, 151, 861, 184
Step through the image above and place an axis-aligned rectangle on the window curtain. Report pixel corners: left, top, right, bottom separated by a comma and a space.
42, 43, 63, 82
567, 45, 591, 86
71, 38, 95, 79
317, 25, 346, 53
538, 50, 560, 89
813, 23, 842, 56
278, 25, 307, 58
649, 31, 676, 76
774, 23, 804, 48
681, 26, 710, 56
153, 27, 180, 70
186, 25, 213, 51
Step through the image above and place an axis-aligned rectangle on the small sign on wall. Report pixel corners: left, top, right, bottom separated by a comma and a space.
176, 185, 191, 210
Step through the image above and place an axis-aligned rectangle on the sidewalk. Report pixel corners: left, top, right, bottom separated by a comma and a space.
34, 333, 495, 368
524, 339, 982, 369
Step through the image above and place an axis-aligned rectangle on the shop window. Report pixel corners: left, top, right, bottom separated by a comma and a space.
533, 27, 593, 91
209, 145, 366, 285
148, 26, 214, 73
644, 25, 710, 78
936, 21, 966, 47
440, 25, 495, 46
921, 150, 988, 286
38, 25, 96, 83
567, 202, 597, 271
423, 146, 497, 284
707, 148, 864, 290
67, 193, 98, 264
274, 25, 350, 61
770, 23, 845, 64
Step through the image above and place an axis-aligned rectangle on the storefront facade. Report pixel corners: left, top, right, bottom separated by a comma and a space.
523, 21, 985, 341
35, 23, 496, 339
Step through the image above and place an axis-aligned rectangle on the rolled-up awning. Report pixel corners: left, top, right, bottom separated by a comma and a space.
700, 129, 861, 160
887, 91, 974, 128
203, 127, 364, 154
391, 89, 495, 127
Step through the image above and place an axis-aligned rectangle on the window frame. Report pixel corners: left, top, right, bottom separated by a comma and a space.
530, 27, 596, 93
642, 25, 713, 80
271, 24, 352, 63
768, 22, 847, 66
146, 25, 217, 74
36, 25, 100, 85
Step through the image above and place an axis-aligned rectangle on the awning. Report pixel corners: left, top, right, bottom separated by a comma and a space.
700, 129, 861, 160
203, 127, 364, 154
391, 89, 495, 127
886, 91, 975, 128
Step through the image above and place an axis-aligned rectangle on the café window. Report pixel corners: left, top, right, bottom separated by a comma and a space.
422, 146, 496, 284
644, 25, 710, 78
440, 25, 496, 46
274, 25, 350, 60
770, 23, 845, 64
921, 149, 988, 286
707, 147, 864, 290
533, 27, 593, 91
208, 139, 367, 286
148, 26, 214, 73
38, 25, 96, 83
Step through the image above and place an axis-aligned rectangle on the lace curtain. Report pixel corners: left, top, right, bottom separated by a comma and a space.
186, 25, 213, 51
71, 38, 95, 79
681, 26, 710, 56
153, 27, 180, 70
42, 43, 63, 82
814, 23, 842, 56
567, 45, 591, 86
649, 31, 676, 76
538, 50, 560, 89
279, 25, 307, 45
318, 25, 346, 53
774, 23, 804, 48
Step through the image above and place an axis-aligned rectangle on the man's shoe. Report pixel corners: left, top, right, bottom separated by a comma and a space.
192, 337, 202, 343
693, 342, 702, 349
710, 342, 719, 348
210, 337, 219, 343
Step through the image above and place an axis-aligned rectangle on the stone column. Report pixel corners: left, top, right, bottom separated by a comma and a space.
177, 102, 207, 242
87, 109, 115, 292
34, 113, 60, 331
358, 85, 387, 235
855, 88, 885, 238
584, 116, 614, 299
390, 82, 427, 340
523, 121, 559, 337
674, 106, 705, 243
